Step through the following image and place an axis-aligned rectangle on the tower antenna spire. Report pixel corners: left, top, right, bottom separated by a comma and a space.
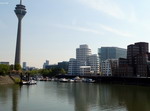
20, 0, 22, 5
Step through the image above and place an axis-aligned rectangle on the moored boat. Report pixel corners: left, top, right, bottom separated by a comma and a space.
21, 80, 37, 85
68, 79, 75, 82
82, 78, 95, 83
59, 78, 68, 82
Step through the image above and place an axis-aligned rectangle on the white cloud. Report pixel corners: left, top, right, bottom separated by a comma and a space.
99, 24, 133, 37
78, 0, 138, 22
54, 24, 103, 35
53, 23, 134, 37
79, 0, 125, 20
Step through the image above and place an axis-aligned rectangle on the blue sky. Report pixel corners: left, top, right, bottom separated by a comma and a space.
1, 0, 150, 68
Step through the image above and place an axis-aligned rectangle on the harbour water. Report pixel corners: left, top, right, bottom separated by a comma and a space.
0, 82, 150, 111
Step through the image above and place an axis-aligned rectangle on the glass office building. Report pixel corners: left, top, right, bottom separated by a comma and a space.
98, 47, 127, 63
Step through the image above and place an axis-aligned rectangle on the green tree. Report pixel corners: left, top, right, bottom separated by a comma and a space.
0, 64, 10, 75
10, 65, 14, 71
39, 69, 50, 77
30, 70, 39, 75
39, 68, 67, 77
60, 68, 66, 75
14, 64, 21, 71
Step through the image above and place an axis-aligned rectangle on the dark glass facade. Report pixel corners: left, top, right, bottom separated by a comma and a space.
98, 47, 127, 62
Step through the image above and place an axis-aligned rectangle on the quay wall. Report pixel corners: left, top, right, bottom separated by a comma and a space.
56, 75, 150, 85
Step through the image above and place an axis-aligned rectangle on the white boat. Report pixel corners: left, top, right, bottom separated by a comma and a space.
22, 80, 37, 85
69, 79, 75, 82
22, 81, 28, 85
59, 78, 68, 82
73, 76, 82, 82
29, 80, 37, 85
88, 79, 95, 83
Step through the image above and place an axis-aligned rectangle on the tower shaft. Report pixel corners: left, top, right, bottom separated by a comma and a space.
15, 19, 22, 65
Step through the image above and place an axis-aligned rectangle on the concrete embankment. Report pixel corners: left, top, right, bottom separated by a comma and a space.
0, 76, 15, 84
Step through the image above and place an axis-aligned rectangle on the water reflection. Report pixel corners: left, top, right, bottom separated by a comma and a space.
53, 83, 150, 111
1, 82, 150, 111
0, 85, 20, 111
12, 85, 19, 111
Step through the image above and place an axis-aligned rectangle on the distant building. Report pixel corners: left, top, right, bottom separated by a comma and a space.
127, 42, 149, 77
0, 62, 9, 65
68, 44, 100, 75
80, 66, 91, 75
23, 62, 27, 70
28, 67, 37, 71
43, 60, 49, 69
45, 64, 58, 69
101, 59, 118, 76
117, 58, 133, 77
76, 44, 92, 74
87, 54, 100, 74
22, 62, 38, 71
58, 61, 69, 71
110, 59, 119, 76
98, 47, 127, 63
45, 61, 69, 71
68, 58, 77, 75
116, 42, 150, 77
101, 60, 111, 76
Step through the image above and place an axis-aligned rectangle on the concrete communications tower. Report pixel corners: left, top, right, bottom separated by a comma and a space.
14, 0, 27, 65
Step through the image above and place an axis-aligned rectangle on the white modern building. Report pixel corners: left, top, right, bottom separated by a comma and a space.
101, 59, 118, 76
87, 54, 100, 74
68, 44, 100, 75
101, 59, 112, 76
80, 66, 91, 75
76, 44, 91, 74
68, 58, 77, 75
76, 44, 91, 64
